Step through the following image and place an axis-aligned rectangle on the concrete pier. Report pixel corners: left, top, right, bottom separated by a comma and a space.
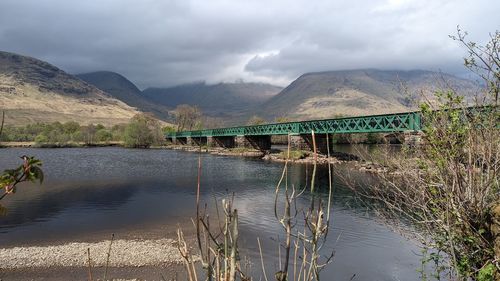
211, 136, 236, 148
235, 135, 271, 151
175, 137, 188, 145
289, 133, 333, 154
190, 136, 207, 146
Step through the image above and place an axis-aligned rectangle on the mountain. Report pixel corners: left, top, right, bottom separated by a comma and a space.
76, 71, 171, 120
0, 51, 141, 126
257, 69, 481, 120
142, 82, 282, 118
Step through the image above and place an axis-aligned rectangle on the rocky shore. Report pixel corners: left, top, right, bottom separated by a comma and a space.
166, 144, 390, 173
0, 238, 184, 269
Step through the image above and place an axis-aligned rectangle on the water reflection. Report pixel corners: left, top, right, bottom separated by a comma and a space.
0, 147, 422, 280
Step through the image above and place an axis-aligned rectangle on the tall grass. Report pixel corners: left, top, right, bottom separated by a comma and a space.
176, 130, 336, 281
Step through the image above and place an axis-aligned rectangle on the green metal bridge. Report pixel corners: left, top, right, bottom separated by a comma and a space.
166, 111, 422, 138
165, 106, 496, 152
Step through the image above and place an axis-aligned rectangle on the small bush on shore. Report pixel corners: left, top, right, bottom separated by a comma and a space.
123, 113, 164, 148
279, 149, 309, 160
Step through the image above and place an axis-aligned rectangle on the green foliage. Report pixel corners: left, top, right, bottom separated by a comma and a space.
162, 126, 176, 134
1, 121, 108, 144
274, 116, 291, 123
34, 134, 49, 143
477, 264, 496, 281
0, 156, 43, 200
363, 28, 500, 281
279, 150, 309, 160
229, 147, 254, 153
0, 115, 167, 148
123, 113, 163, 148
63, 121, 80, 134
110, 124, 127, 141
95, 129, 113, 142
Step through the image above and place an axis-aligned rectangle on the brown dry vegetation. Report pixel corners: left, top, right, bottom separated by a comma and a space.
342, 28, 499, 280
0, 51, 142, 126
258, 69, 482, 121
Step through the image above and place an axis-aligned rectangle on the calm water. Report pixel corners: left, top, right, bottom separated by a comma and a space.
0, 147, 422, 280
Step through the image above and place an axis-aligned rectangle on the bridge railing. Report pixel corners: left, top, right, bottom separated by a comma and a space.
166, 111, 423, 138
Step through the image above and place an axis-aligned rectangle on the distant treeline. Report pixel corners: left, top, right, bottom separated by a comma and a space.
0, 113, 170, 148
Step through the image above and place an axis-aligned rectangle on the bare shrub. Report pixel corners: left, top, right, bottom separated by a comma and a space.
343, 28, 499, 280
177, 131, 335, 281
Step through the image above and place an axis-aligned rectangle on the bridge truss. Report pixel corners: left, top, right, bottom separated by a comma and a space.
167, 111, 422, 138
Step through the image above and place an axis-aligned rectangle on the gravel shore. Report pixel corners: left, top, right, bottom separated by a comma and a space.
0, 238, 184, 269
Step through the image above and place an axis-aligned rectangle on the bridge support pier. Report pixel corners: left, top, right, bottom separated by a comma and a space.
290, 134, 333, 154
289, 134, 310, 151
404, 131, 424, 147
192, 136, 208, 146
235, 135, 271, 151
175, 137, 188, 145
207, 136, 215, 148
211, 136, 236, 149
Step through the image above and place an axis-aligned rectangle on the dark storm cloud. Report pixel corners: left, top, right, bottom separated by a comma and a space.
0, 0, 497, 88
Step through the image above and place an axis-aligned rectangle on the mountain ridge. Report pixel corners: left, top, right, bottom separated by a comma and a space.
76, 71, 172, 121
0, 51, 141, 126
0, 51, 482, 127
141, 81, 283, 118
257, 69, 481, 121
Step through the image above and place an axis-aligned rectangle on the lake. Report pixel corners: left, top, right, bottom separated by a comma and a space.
0, 147, 423, 280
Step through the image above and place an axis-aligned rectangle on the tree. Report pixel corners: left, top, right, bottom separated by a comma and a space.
95, 128, 113, 143
450, 26, 499, 105
274, 116, 291, 123
123, 113, 163, 148
162, 126, 176, 135
63, 121, 80, 135
111, 124, 127, 141
201, 116, 224, 129
350, 28, 500, 280
82, 124, 97, 145
34, 133, 48, 144
246, 115, 266, 125
173, 104, 202, 132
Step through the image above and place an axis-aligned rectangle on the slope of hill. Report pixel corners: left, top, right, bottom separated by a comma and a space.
257, 69, 480, 120
76, 71, 171, 120
142, 82, 282, 117
0, 51, 141, 126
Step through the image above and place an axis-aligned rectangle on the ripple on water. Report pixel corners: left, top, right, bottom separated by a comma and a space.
0, 147, 423, 280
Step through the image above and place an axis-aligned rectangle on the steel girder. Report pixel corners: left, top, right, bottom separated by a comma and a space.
168, 111, 422, 138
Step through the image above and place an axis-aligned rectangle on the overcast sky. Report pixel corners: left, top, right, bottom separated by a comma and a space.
0, 0, 497, 88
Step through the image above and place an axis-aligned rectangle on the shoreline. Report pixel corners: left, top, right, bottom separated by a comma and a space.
1, 141, 389, 173
166, 144, 360, 163
0, 237, 195, 280
0, 238, 184, 269
0, 141, 123, 148
165, 144, 389, 173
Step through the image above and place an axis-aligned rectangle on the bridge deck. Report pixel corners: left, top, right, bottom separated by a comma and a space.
166, 111, 422, 138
